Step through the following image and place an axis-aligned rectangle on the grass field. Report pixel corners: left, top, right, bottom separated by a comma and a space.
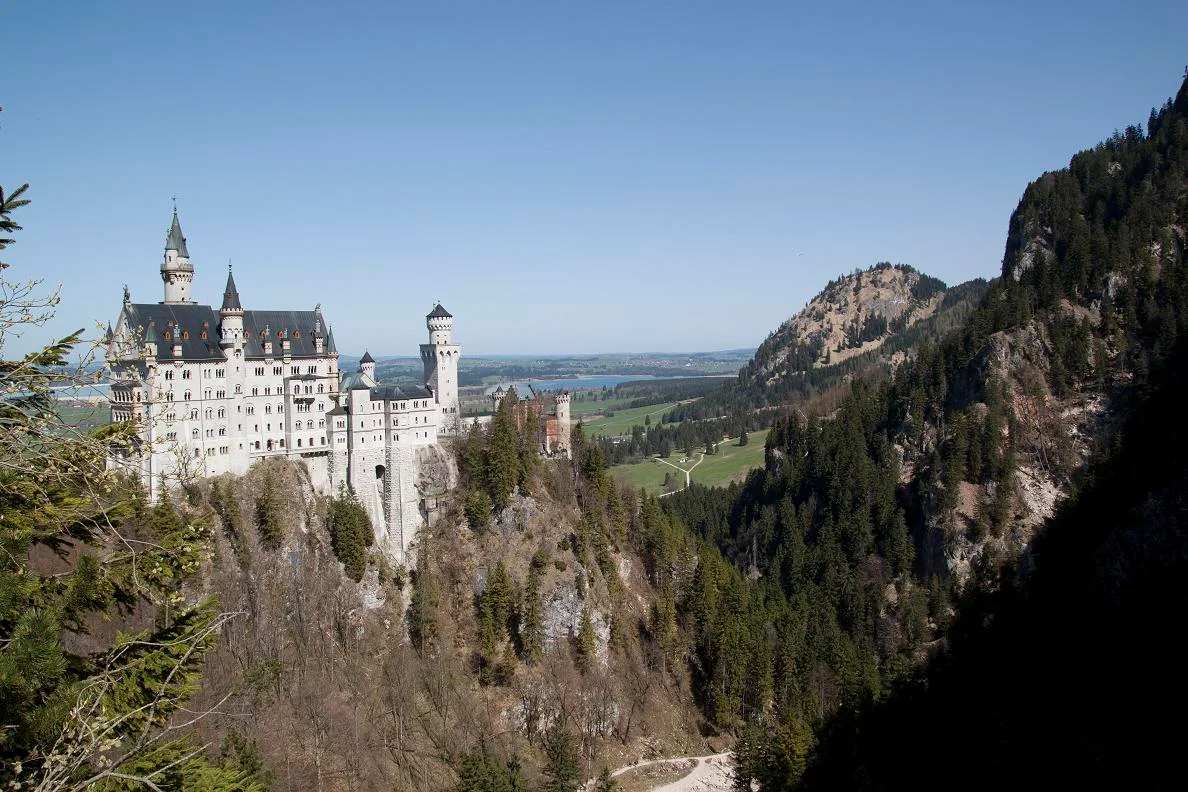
608, 429, 768, 496
569, 395, 638, 417
576, 401, 683, 437
56, 402, 110, 431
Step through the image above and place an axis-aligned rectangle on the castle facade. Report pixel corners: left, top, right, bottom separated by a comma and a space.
106, 210, 459, 559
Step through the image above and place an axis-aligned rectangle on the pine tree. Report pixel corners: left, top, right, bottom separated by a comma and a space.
328, 488, 373, 581
0, 184, 263, 789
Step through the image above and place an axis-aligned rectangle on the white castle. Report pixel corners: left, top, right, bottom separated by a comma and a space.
105, 210, 460, 559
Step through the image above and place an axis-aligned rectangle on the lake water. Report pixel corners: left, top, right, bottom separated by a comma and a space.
483, 374, 724, 395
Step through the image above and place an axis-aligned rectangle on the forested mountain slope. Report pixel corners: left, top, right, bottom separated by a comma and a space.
669, 265, 987, 423
677, 74, 1188, 791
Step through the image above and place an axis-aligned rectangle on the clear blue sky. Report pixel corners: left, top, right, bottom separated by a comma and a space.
2, 1, 1184, 358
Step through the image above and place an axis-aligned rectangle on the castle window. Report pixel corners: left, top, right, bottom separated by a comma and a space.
216, 369, 225, 378
308, 365, 316, 374
277, 404, 283, 414
183, 370, 192, 379
273, 366, 282, 376
163, 331, 171, 341
306, 420, 313, 429
265, 405, 272, 414
205, 408, 213, 419
166, 411, 175, 422
165, 370, 174, 380
251, 387, 258, 396
205, 429, 213, 438
297, 439, 302, 447
218, 427, 226, 436
255, 441, 260, 450
235, 385, 241, 394
191, 429, 199, 438
184, 390, 191, 401
182, 330, 189, 340
291, 366, 299, 375
166, 392, 174, 402
200, 331, 207, 340
204, 389, 212, 399
294, 330, 300, 338
255, 367, 264, 376
190, 409, 198, 419
317, 384, 324, 393
216, 390, 225, 399
193, 448, 199, 457
279, 439, 284, 448
247, 406, 255, 415
217, 408, 225, 418
318, 419, 324, 428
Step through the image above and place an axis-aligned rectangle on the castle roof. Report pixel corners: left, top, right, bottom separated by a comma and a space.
370, 384, 434, 401
164, 210, 191, 261
124, 303, 223, 361
360, 350, 375, 364
242, 310, 328, 359
340, 371, 370, 391
118, 304, 336, 362
326, 325, 338, 355
221, 267, 242, 311
428, 303, 452, 319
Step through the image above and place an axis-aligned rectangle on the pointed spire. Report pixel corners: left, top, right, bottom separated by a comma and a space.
104, 322, 114, 344
123, 284, 131, 304
221, 263, 242, 311
360, 350, 375, 364
326, 325, 338, 355
165, 209, 189, 257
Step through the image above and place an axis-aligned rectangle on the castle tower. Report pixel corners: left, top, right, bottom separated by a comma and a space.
420, 303, 460, 433
218, 265, 243, 348
554, 391, 572, 457
161, 209, 194, 304
360, 350, 376, 385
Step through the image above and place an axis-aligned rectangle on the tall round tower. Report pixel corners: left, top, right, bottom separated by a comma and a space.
420, 303, 461, 433
360, 350, 377, 385
554, 391, 572, 456
161, 209, 194, 304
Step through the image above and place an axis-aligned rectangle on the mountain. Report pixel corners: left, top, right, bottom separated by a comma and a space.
674, 75, 1188, 791
669, 264, 987, 424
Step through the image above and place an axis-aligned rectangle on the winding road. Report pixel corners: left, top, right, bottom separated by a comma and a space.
589, 752, 734, 792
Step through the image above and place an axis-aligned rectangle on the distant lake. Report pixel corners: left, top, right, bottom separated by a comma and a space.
483, 374, 725, 395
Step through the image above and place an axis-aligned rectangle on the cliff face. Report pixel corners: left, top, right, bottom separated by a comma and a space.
183, 455, 708, 792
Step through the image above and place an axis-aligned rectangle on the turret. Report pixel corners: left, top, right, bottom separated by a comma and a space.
554, 390, 572, 457
143, 322, 159, 360
219, 264, 243, 349
422, 303, 461, 433
360, 350, 376, 385
313, 305, 326, 354
426, 303, 453, 344
161, 208, 194, 304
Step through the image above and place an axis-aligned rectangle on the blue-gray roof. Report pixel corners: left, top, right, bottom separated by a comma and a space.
221, 268, 242, 311
371, 385, 433, 401
242, 310, 329, 359
165, 211, 190, 260
123, 303, 224, 361
360, 350, 375, 364
428, 303, 452, 319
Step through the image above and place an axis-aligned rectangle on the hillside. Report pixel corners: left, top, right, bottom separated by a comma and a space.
671, 75, 1188, 791
751, 263, 945, 380
668, 265, 987, 424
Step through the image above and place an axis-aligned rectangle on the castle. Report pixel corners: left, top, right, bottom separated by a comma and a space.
105, 209, 462, 559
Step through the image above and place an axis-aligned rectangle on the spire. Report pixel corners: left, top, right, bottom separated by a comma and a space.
123, 284, 131, 305
326, 325, 338, 355
428, 302, 452, 319
360, 350, 375, 364
165, 209, 189, 258
221, 264, 242, 311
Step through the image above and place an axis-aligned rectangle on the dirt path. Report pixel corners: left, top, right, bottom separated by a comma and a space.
655, 451, 707, 498
592, 752, 733, 791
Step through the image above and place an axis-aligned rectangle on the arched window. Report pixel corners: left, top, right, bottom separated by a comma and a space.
191, 429, 199, 438
318, 383, 324, 393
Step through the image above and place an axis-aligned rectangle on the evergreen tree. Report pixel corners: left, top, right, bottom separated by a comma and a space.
328, 488, 373, 581
540, 724, 581, 792
0, 184, 262, 789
